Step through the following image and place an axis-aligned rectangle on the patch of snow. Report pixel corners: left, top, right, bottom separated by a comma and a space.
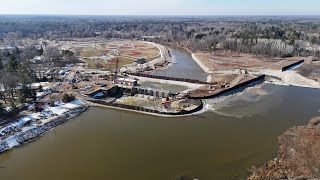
36, 92, 47, 98
47, 106, 69, 116
6, 136, 19, 148
61, 102, 81, 109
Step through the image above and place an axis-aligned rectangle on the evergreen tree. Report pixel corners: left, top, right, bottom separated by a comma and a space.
7, 55, 18, 73
38, 46, 44, 56
0, 57, 3, 70
0, 102, 6, 118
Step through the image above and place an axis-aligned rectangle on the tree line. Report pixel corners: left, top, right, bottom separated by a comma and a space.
0, 16, 319, 59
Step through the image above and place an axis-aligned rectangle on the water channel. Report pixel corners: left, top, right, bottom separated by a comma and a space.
152, 48, 208, 81
0, 48, 320, 180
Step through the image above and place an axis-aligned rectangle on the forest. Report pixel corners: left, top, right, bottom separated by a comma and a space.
1, 15, 320, 58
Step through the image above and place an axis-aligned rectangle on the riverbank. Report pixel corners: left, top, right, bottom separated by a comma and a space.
193, 51, 320, 89
160, 43, 318, 89
154, 42, 212, 74
248, 116, 320, 180
0, 100, 88, 154
255, 69, 320, 89
119, 41, 172, 73
191, 53, 213, 73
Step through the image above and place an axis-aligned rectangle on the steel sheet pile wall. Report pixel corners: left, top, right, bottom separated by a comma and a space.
281, 60, 304, 71
90, 100, 203, 116
190, 75, 266, 99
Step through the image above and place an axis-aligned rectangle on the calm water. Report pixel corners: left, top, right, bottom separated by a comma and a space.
152, 48, 208, 81
0, 84, 319, 180
0, 48, 320, 180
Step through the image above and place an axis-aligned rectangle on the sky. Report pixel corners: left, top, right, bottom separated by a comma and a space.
0, 0, 319, 15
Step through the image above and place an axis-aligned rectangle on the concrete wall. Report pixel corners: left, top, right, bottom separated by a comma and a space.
128, 75, 205, 89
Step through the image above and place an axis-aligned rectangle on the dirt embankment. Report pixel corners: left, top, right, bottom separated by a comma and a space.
248, 117, 320, 180
296, 61, 320, 83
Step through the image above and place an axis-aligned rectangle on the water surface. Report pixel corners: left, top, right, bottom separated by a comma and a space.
1, 48, 319, 180
0, 84, 319, 180
152, 48, 208, 81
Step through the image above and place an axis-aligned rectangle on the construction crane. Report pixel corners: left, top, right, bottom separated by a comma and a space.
115, 57, 119, 80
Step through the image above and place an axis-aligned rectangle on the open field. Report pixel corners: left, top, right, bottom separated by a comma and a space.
84, 56, 134, 70
64, 41, 160, 70
194, 51, 305, 72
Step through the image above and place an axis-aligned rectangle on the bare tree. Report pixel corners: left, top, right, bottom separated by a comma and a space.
44, 46, 63, 66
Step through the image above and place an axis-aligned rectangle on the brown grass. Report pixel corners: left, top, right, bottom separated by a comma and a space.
195, 51, 306, 71
84, 57, 134, 70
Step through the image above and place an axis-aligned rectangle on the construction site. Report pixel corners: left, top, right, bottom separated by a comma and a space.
29, 39, 314, 117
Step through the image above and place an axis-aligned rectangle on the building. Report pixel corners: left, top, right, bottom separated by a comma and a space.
84, 86, 120, 99
115, 78, 137, 87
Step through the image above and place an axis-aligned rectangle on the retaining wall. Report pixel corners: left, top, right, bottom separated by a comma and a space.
89, 100, 203, 116
189, 75, 266, 99
282, 60, 304, 71
129, 72, 213, 85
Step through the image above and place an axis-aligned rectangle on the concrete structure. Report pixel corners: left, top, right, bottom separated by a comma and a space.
84, 86, 119, 99
115, 78, 138, 87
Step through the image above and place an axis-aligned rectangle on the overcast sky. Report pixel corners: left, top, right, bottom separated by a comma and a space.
0, 0, 319, 15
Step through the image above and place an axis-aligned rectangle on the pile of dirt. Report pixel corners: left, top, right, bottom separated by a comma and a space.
248, 117, 320, 180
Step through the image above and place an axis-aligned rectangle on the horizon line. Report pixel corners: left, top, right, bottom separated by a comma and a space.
1, 14, 320, 16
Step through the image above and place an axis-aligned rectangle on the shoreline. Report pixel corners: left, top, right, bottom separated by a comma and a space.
248, 116, 320, 180
191, 53, 214, 74
120, 41, 173, 74
160, 42, 320, 89
0, 101, 88, 154
256, 69, 320, 89
154, 42, 212, 74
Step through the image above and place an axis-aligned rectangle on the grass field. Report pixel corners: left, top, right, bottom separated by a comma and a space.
85, 56, 135, 70
68, 41, 160, 70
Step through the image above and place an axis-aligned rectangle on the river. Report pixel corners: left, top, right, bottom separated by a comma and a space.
0, 48, 320, 180
152, 47, 208, 81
